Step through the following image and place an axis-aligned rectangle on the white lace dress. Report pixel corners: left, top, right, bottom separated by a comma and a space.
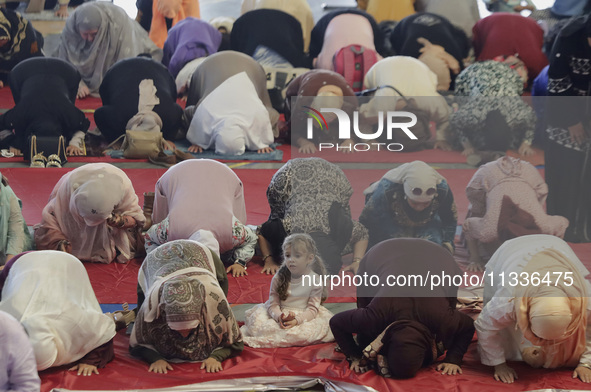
241, 271, 334, 348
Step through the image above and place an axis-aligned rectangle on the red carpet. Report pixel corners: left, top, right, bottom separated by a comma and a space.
38, 328, 589, 392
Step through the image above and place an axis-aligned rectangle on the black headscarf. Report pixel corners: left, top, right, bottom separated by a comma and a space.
231, 9, 308, 68
309, 9, 384, 59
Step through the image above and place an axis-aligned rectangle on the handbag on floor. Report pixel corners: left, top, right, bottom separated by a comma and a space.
26, 134, 68, 166
109, 130, 165, 159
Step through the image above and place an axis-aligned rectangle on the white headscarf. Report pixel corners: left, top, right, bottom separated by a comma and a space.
364, 161, 445, 203
0, 251, 115, 370
186, 71, 273, 155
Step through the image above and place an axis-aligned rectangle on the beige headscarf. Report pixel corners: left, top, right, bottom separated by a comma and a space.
364, 161, 445, 203
125, 79, 163, 133
515, 249, 588, 368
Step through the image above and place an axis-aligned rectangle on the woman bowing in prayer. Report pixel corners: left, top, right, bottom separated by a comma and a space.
284, 69, 359, 154
0, 57, 90, 158
162, 17, 222, 79
130, 240, 243, 374
146, 160, 257, 278
330, 238, 475, 379
34, 163, 145, 264
476, 235, 591, 384
360, 161, 457, 252
463, 156, 569, 271
0, 310, 40, 390
450, 61, 536, 164
0, 8, 43, 88
0, 172, 32, 268
0, 251, 116, 375
259, 158, 368, 275
94, 56, 183, 147
57, 2, 162, 99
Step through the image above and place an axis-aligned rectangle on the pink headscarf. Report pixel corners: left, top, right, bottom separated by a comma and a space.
152, 159, 247, 254
34, 163, 144, 263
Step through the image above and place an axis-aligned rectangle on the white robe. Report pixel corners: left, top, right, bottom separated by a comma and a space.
475, 235, 591, 367
0, 251, 116, 371
186, 72, 273, 155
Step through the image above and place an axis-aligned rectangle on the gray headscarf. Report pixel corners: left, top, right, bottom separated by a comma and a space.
56, 2, 163, 93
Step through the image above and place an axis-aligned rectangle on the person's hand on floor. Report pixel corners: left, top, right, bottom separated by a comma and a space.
262, 258, 280, 275
466, 261, 485, 272
55, 4, 69, 18
0, 81, 4, 89
69, 363, 99, 376
257, 147, 273, 154
462, 147, 475, 156
574, 365, 591, 383
149, 359, 173, 374
58, 240, 72, 254
342, 260, 360, 275
437, 362, 462, 375
338, 139, 354, 154
66, 145, 84, 156
188, 144, 203, 153
568, 123, 588, 146
518, 142, 534, 157
201, 357, 223, 373
226, 263, 248, 277
298, 139, 317, 154
434, 140, 452, 151
9, 146, 22, 156
163, 140, 176, 151
350, 357, 369, 373
77, 82, 90, 99
494, 362, 518, 383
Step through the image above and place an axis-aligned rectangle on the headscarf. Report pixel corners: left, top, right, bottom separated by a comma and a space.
152, 160, 247, 255
209, 17, 235, 33
0, 9, 33, 61
149, 0, 200, 49
285, 69, 358, 140
240, 0, 314, 52
472, 13, 548, 80
552, 0, 588, 16
366, 0, 416, 23
0, 174, 33, 263
360, 56, 445, 118
364, 161, 445, 203
131, 240, 241, 361
186, 72, 274, 155
162, 17, 221, 78
514, 248, 588, 368
0, 251, 115, 370
230, 9, 307, 68
33, 163, 145, 263
314, 13, 381, 71
186, 51, 279, 135
309, 9, 383, 61
125, 79, 164, 133
57, 2, 162, 93
454, 60, 524, 97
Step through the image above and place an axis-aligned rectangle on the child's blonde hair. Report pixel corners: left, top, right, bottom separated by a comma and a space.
275, 233, 327, 303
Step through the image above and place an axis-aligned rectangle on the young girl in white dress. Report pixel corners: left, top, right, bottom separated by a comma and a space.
241, 233, 334, 347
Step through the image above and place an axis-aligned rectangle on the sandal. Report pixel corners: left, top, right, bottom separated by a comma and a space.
46, 154, 62, 168
30, 153, 47, 168
112, 303, 135, 330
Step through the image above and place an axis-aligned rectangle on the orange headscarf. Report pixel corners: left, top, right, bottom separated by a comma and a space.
514, 249, 588, 368
149, 0, 200, 48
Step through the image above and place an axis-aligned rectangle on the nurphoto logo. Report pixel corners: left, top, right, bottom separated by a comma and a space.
303, 107, 419, 152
